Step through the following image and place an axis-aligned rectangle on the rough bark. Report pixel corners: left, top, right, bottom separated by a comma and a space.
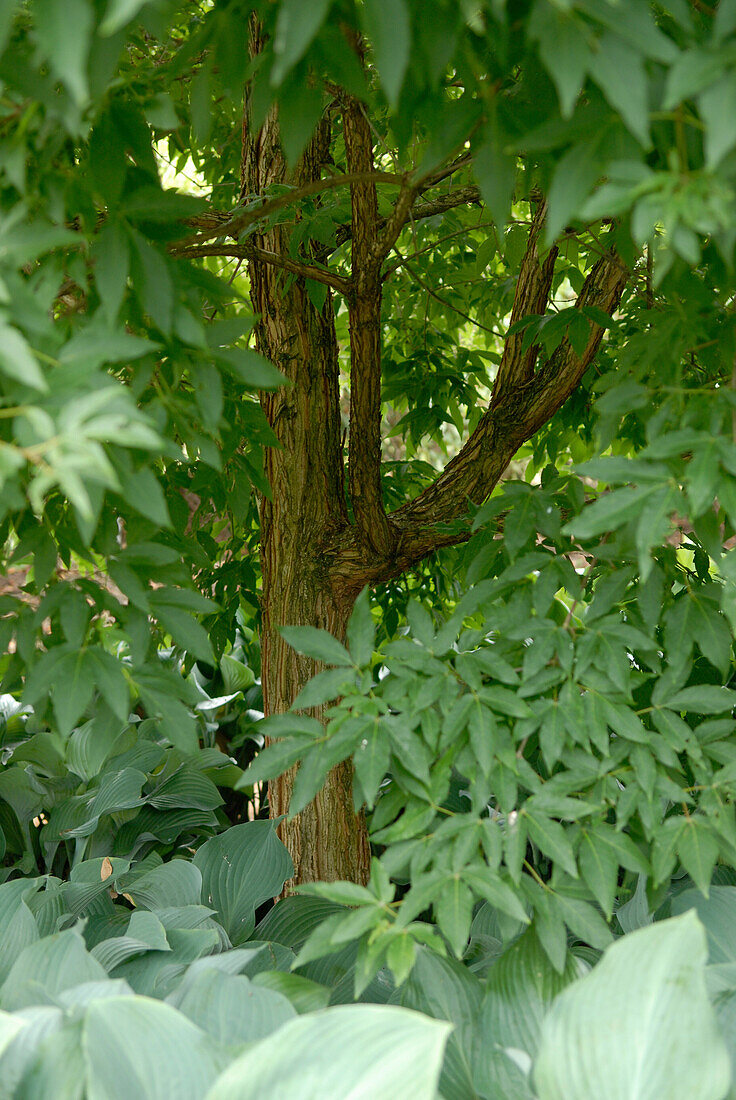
242, 51, 369, 886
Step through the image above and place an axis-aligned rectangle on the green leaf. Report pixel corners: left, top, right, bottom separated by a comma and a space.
533, 8, 591, 117
525, 813, 578, 879
291, 667, 354, 709
0, 879, 41, 984
84, 995, 224, 1099
347, 588, 375, 667
168, 968, 296, 1045
552, 894, 613, 950
251, 971, 331, 1014
564, 485, 661, 540
1, 929, 106, 1010
205, 1004, 450, 1100
546, 142, 601, 242
280, 625, 353, 667
482, 930, 580, 1063
666, 686, 736, 715
353, 719, 390, 809
671, 886, 736, 963
362, 0, 411, 108
272, 0, 332, 84
34, 0, 94, 105
193, 822, 293, 944
533, 913, 731, 1100
591, 33, 650, 146
391, 948, 483, 1100
51, 651, 95, 735
579, 830, 618, 918
436, 877, 474, 958
473, 136, 516, 235
678, 819, 719, 896
100, 0, 154, 35
214, 348, 287, 390
149, 596, 215, 665
0, 323, 46, 391
463, 869, 529, 925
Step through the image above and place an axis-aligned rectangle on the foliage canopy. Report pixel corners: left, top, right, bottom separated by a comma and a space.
3, 0, 736, 1095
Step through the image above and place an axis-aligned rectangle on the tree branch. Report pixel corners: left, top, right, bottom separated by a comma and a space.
491, 200, 558, 406
342, 96, 393, 556
176, 169, 404, 251
334, 185, 482, 251
171, 238, 351, 294
328, 226, 629, 594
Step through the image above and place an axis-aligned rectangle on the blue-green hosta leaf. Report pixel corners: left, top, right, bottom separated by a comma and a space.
167, 969, 295, 1045
0, 1006, 70, 1100
205, 1004, 450, 1100
1, 930, 106, 1011
482, 930, 582, 1058
110, 927, 222, 1000
84, 995, 225, 1099
147, 768, 223, 812
123, 860, 203, 911
193, 821, 293, 944
254, 895, 346, 949
391, 949, 483, 1100
91, 911, 171, 972
0, 879, 42, 984
533, 912, 731, 1100
672, 887, 736, 964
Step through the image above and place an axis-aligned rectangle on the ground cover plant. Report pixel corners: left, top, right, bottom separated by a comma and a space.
4, 0, 736, 1095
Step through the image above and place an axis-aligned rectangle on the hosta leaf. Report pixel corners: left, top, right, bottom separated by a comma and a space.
193, 822, 293, 944
254, 895, 346, 949
167, 969, 295, 1045
84, 995, 224, 1099
205, 1004, 450, 1100
123, 861, 203, 911
481, 930, 581, 1061
533, 912, 731, 1100
390, 949, 483, 1100
672, 887, 736, 963
0, 879, 42, 984
1, 930, 106, 1010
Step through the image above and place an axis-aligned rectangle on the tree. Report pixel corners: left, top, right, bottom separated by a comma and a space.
3, 0, 736, 893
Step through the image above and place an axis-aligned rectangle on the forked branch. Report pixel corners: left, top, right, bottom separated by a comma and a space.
329, 216, 628, 593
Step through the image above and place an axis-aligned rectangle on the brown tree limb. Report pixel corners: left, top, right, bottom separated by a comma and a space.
176, 169, 405, 251
172, 238, 351, 294
334, 185, 482, 251
491, 200, 558, 407
328, 227, 628, 596
342, 97, 393, 556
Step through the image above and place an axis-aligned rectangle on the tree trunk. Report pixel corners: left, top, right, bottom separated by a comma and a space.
242, 69, 370, 886
234, 29, 627, 889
